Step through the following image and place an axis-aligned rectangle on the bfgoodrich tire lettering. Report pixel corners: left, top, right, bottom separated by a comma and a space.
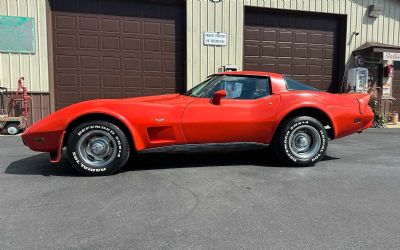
67, 120, 130, 176
274, 116, 328, 166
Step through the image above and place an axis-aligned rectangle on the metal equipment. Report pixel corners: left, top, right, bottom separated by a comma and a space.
0, 77, 32, 135
347, 67, 369, 93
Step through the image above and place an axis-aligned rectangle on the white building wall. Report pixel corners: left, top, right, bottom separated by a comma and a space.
0, 0, 49, 92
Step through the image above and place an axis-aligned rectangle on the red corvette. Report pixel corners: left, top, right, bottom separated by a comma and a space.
22, 71, 373, 175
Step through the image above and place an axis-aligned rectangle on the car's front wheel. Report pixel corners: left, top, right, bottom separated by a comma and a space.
273, 116, 328, 166
66, 120, 130, 176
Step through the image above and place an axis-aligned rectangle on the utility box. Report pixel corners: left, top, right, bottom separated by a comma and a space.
347, 67, 369, 93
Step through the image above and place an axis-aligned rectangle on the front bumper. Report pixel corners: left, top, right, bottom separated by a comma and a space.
21, 129, 65, 163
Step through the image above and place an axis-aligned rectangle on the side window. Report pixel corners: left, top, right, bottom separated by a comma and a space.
201, 76, 271, 99
236, 77, 270, 99
222, 76, 270, 100
285, 77, 320, 91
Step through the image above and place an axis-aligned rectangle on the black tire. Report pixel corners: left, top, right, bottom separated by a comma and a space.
273, 116, 328, 166
5, 123, 20, 135
66, 120, 130, 176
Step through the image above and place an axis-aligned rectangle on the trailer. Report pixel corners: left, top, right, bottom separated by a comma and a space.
0, 77, 31, 135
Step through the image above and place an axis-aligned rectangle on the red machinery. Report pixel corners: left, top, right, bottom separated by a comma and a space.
0, 77, 32, 135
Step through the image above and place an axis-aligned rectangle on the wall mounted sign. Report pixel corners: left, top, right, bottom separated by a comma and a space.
383, 52, 400, 61
204, 32, 227, 46
0, 16, 35, 53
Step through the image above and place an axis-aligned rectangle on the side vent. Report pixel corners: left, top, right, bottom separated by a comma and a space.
147, 126, 176, 143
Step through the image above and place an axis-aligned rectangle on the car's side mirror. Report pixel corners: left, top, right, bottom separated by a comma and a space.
212, 90, 227, 105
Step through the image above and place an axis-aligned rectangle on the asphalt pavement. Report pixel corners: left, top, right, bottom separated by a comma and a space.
1, 129, 400, 249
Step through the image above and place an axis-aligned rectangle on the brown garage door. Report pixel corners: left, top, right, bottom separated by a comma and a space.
244, 8, 343, 92
50, 0, 185, 110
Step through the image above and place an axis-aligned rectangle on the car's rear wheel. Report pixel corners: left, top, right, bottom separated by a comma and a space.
273, 116, 328, 166
66, 120, 130, 176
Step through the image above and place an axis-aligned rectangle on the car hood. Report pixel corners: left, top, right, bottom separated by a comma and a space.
25, 94, 198, 133
77, 94, 195, 107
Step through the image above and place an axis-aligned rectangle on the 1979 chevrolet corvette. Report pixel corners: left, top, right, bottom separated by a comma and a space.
22, 71, 374, 175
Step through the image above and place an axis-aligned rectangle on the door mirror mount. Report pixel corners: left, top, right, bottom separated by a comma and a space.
212, 90, 227, 105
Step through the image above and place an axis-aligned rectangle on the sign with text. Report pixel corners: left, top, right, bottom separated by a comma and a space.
383, 52, 400, 61
204, 32, 227, 46
0, 16, 35, 53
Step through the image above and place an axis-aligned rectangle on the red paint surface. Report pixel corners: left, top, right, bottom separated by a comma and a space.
21, 71, 374, 162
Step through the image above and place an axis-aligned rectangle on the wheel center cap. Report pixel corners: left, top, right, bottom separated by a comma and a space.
91, 142, 106, 155
298, 137, 309, 147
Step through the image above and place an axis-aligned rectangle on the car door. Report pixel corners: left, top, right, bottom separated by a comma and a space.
181, 76, 281, 144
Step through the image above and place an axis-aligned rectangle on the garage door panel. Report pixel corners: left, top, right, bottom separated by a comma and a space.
52, 0, 185, 110
122, 20, 141, 34
122, 37, 141, 51
277, 46, 292, 57
101, 36, 120, 50
78, 16, 98, 31
294, 32, 308, 44
123, 58, 142, 71
57, 91, 78, 105
80, 91, 100, 101
309, 33, 324, 45
262, 45, 276, 57
54, 15, 76, 30
79, 35, 100, 49
245, 44, 260, 57
245, 28, 260, 41
244, 62, 260, 71
101, 18, 119, 32
294, 47, 308, 58
293, 64, 307, 76
278, 31, 293, 43
124, 75, 142, 88
80, 74, 100, 87
56, 34, 76, 48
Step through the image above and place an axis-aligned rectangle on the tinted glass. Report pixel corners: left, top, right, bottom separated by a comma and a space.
285, 77, 320, 91
185, 75, 270, 99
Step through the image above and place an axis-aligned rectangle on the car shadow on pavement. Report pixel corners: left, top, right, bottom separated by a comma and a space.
5, 148, 340, 176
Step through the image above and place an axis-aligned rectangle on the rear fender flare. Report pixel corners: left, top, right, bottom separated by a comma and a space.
271, 104, 337, 141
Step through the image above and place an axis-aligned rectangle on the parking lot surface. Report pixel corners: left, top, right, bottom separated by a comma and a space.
1, 129, 400, 249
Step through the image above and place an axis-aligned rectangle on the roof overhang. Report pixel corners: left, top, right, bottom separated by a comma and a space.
353, 42, 400, 55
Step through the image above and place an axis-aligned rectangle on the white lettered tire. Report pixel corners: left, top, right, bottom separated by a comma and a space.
66, 120, 130, 176
273, 116, 328, 166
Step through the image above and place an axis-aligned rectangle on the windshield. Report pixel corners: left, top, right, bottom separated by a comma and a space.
184, 75, 223, 97
185, 75, 271, 99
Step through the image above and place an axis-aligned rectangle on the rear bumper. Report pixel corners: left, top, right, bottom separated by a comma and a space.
361, 108, 374, 131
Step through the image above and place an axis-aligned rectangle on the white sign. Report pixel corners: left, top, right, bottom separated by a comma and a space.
204, 32, 227, 46
383, 52, 400, 61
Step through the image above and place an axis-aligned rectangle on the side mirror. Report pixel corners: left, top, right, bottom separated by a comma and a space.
212, 90, 227, 105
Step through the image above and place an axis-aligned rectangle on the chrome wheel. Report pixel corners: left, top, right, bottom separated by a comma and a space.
76, 130, 118, 168
288, 125, 321, 160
